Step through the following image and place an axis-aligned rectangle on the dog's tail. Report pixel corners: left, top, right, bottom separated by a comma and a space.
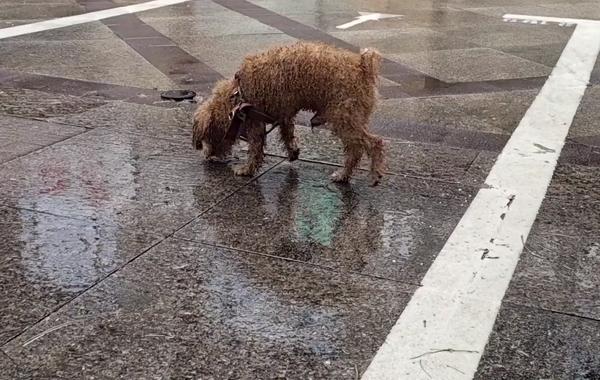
360, 48, 382, 83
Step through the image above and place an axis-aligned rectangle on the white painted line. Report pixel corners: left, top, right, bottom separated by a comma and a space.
336, 12, 402, 30
504, 13, 600, 26
362, 16, 600, 380
0, 0, 190, 40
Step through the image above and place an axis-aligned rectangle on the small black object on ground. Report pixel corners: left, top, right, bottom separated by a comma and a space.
160, 89, 196, 102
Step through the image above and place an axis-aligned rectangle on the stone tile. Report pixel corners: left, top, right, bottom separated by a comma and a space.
50, 101, 194, 141
438, 21, 571, 42
0, 206, 159, 345
0, 351, 18, 379
158, 33, 297, 78
373, 96, 482, 135
3, 238, 415, 379
466, 27, 571, 49
140, 13, 282, 37
0, 128, 282, 235
501, 43, 564, 68
387, 48, 551, 83
591, 148, 600, 165
0, 39, 175, 89
570, 86, 600, 138
176, 161, 473, 283
364, 96, 517, 151
467, 2, 600, 19
0, 87, 106, 119
535, 164, 600, 232
541, 2, 600, 19
559, 141, 593, 166
0, 142, 42, 164
501, 163, 600, 319
277, 8, 498, 32
278, 11, 411, 32
419, 90, 537, 134
329, 28, 477, 54
464, 151, 496, 186
265, 125, 483, 184
475, 304, 600, 380
0, 115, 84, 147
505, 223, 600, 320
10, 21, 116, 42
138, 0, 236, 18
0, 19, 42, 28
0, 3, 81, 21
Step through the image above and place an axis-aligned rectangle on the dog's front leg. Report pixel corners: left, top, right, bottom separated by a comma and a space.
234, 120, 266, 177
279, 122, 300, 161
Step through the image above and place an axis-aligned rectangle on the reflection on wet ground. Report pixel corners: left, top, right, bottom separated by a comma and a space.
1, 0, 600, 378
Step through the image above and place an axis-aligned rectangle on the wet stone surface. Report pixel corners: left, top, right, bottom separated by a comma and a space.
388, 48, 551, 83
0, 38, 175, 89
1, 0, 600, 377
3, 238, 415, 379
0, 206, 159, 345
0, 87, 106, 119
368, 95, 527, 150
0, 115, 85, 163
475, 304, 600, 380
265, 125, 491, 186
0, 127, 282, 236
571, 85, 600, 138
0, 351, 18, 379
50, 101, 195, 141
501, 163, 600, 319
176, 161, 474, 283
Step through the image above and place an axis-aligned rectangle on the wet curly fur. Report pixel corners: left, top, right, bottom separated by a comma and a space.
192, 41, 385, 185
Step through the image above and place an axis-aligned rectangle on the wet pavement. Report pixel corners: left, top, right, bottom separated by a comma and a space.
1, 0, 599, 379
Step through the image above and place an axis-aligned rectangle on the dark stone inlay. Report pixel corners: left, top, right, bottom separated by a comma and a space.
78, 0, 223, 90
0, 68, 174, 107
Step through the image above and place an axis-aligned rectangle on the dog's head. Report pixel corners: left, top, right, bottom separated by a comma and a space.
192, 79, 237, 159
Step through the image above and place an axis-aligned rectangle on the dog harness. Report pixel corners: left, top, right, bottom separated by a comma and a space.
226, 85, 279, 142
225, 73, 326, 142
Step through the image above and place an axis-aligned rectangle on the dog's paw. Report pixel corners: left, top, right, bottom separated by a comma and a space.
330, 170, 349, 183
234, 165, 256, 177
370, 170, 383, 187
287, 147, 300, 162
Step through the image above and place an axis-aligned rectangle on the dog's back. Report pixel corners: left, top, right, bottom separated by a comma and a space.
235, 42, 381, 118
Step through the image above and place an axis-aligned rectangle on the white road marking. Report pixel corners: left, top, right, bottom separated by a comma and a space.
362, 16, 600, 380
504, 13, 600, 26
0, 0, 190, 40
335, 12, 402, 30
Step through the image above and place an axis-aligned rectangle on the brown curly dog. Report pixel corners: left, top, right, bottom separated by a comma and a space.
192, 41, 385, 185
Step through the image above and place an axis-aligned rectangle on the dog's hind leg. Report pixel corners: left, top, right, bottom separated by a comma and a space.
279, 121, 300, 161
363, 130, 385, 186
234, 120, 266, 177
329, 112, 384, 186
